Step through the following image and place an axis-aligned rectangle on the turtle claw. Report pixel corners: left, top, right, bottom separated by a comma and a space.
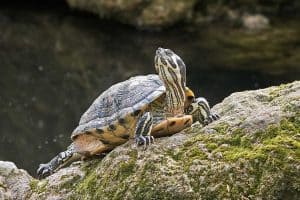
212, 113, 220, 120
204, 113, 220, 125
37, 163, 53, 179
135, 135, 154, 147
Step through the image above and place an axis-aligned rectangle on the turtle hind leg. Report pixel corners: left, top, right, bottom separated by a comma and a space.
37, 135, 113, 179
37, 143, 81, 179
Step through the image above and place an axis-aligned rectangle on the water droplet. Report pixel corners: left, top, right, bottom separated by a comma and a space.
64, 100, 69, 105
38, 120, 44, 129
65, 72, 71, 78
38, 65, 44, 71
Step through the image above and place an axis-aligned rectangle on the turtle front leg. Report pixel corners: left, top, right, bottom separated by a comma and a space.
185, 97, 220, 125
134, 112, 154, 146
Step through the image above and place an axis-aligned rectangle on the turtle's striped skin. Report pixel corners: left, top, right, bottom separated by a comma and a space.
37, 48, 219, 179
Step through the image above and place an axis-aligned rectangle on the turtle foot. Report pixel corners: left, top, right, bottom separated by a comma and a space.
37, 163, 53, 179
204, 113, 220, 125
135, 135, 154, 147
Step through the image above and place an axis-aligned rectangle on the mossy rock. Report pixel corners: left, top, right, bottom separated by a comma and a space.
1, 81, 299, 199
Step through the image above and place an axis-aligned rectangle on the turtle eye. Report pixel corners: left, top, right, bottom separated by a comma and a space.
187, 96, 194, 101
168, 58, 177, 69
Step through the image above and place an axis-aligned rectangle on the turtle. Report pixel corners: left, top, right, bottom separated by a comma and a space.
37, 47, 219, 179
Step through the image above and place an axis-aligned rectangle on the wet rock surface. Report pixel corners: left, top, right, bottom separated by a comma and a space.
66, 0, 197, 29
65, 0, 300, 29
1, 81, 299, 199
242, 14, 269, 31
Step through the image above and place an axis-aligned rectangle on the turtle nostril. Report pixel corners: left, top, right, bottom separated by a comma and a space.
156, 47, 164, 55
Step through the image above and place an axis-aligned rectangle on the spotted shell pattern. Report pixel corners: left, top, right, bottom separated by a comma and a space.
71, 74, 166, 139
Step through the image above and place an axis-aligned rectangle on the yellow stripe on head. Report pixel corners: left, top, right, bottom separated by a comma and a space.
184, 87, 195, 109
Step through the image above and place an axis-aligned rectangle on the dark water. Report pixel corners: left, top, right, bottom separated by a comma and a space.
0, 3, 299, 176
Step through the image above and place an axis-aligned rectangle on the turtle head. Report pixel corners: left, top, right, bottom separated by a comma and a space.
154, 47, 186, 90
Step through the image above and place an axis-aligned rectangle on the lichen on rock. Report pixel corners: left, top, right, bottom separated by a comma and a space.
0, 81, 299, 199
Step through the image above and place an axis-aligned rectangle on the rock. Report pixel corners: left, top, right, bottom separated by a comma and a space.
28, 163, 85, 200
1, 81, 299, 199
0, 161, 33, 200
242, 14, 270, 31
63, 0, 300, 29
66, 0, 197, 29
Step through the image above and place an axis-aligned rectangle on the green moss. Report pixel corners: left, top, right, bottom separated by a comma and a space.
59, 174, 82, 190
187, 146, 207, 159
213, 123, 230, 134
170, 150, 184, 161
71, 149, 139, 199
223, 146, 266, 161
112, 150, 138, 181
169, 142, 207, 166
206, 143, 218, 151
0, 183, 5, 188
212, 117, 300, 196
72, 169, 98, 199
179, 116, 299, 167
269, 83, 290, 99
29, 179, 38, 191
30, 179, 48, 194
222, 117, 300, 162
117, 158, 136, 180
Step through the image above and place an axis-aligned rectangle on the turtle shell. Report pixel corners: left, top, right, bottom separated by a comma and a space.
71, 74, 165, 139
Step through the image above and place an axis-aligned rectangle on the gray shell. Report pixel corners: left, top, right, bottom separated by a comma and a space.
71, 74, 165, 138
